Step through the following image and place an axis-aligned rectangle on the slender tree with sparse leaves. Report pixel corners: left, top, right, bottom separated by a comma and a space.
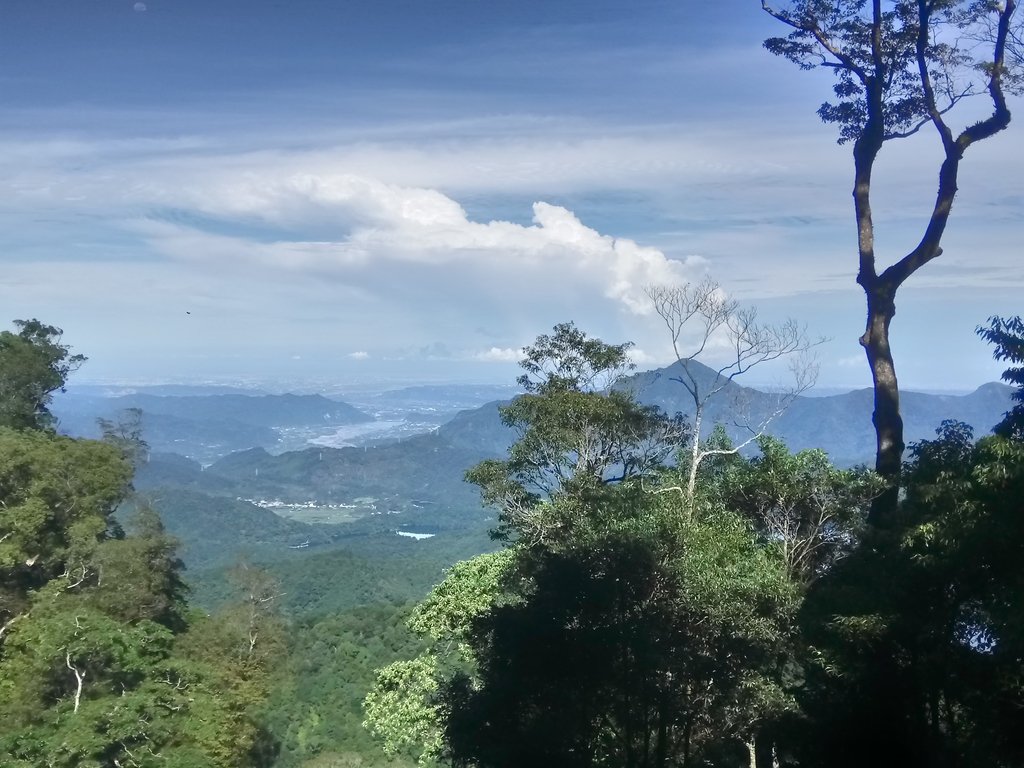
761, 0, 1021, 523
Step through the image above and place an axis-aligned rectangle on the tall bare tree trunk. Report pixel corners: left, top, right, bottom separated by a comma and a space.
861, 283, 903, 524
685, 409, 703, 505
754, 727, 776, 768
851, 58, 901, 524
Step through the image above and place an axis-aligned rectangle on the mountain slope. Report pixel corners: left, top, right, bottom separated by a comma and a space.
55, 392, 374, 462
118, 393, 372, 427
435, 361, 1016, 467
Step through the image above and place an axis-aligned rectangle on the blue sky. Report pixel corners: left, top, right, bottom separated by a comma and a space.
0, 0, 1020, 390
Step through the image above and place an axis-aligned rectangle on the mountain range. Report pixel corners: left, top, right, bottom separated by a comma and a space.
624, 361, 1014, 465
122, 361, 1016, 583
38, 359, 1012, 592
438, 360, 1016, 466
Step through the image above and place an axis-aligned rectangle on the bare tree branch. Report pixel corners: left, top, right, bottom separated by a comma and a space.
646, 281, 822, 508
0, 614, 21, 642
65, 651, 86, 714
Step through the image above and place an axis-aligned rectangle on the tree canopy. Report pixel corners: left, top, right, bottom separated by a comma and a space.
977, 315, 1024, 439
0, 319, 85, 431
0, 323, 277, 767
365, 326, 851, 768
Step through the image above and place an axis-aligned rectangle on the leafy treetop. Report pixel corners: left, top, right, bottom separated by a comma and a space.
977, 315, 1024, 439
0, 319, 85, 431
763, 0, 1021, 144
516, 321, 635, 394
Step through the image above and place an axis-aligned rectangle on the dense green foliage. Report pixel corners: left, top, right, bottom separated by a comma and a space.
267, 605, 423, 768
779, 321, 1024, 767
977, 315, 1024, 439
0, 428, 132, 626
0, 320, 276, 767
366, 327, 806, 767
791, 423, 1024, 768
0, 319, 85, 431
466, 322, 685, 544
5, 313, 1022, 768
364, 321, 1024, 768
363, 551, 516, 766
0, 426, 276, 766
717, 436, 878, 585
442, 506, 795, 768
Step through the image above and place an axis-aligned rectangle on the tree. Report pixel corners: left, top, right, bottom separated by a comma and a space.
174, 560, 286, 767
0, 428, 132, 641
760, 0, 1020, 523
363, 550, 516, 766
719, 436, 878, 586
441, 509, 795, 768
367, 325, 796, 768
793, 421, 1024, 767
693, 438, 880, 766
976, 315, 1024, 439
366, 504, 796, 768
647, 279, 820, 506
0, 319, 85, 431
0, 427, 273, 767
98, 407, 150, 469
466, 322, 685, 544
0, 329, 274, 766
647, 433, 881, 767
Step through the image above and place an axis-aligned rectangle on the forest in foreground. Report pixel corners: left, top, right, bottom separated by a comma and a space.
1, 313, 1023, 768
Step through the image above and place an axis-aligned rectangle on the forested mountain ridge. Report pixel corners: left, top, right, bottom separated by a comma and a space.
434, 358, 1015, 465
771, 382, 1015, 463
120, 358, 1013, 580
130, 392, 370, 425
58, 392, 372, 429
192, 437, 487, 519
623, 360, 1012, 461
52, 392, 374, 462
54, 360, 1014, 492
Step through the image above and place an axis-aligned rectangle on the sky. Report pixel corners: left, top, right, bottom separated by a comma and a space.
0, 0, 1020, 390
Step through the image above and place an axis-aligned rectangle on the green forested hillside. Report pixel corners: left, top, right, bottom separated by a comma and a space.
0, 323, 281, 768
6, 314, 1023, 768
202, 438, 488, 514
132, 488, 337, 569
265, 604, 424, 768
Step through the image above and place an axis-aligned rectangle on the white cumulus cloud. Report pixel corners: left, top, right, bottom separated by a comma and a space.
474, 347, 521, 363
140, 172, 700, 315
